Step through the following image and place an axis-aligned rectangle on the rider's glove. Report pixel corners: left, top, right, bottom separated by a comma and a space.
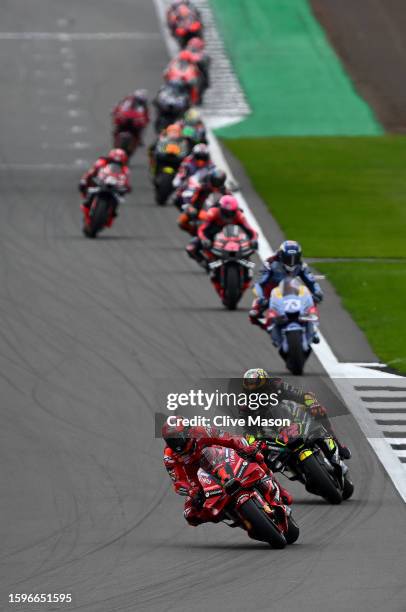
303, 393, 327, 417
189, 489, 205, 509
250, 239, 258, 250
79, 180, 87, 195
308, 401, 327, 418
313, 291, 323, 303
201, 238, 211, 250
240, 445, 264, 463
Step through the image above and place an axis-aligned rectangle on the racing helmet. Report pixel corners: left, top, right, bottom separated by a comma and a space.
133, 88, 148, 105
279, 240, 302, 272
178, 5, 192, 18
192, 143, 210, 166
208, 168, 226, 189
184, 107, 201, 125
107, 148, 128, 165
243, 368, 270, 391
162, 419, 193, 454
219, 194, 238, 220
187, 37, 205, 51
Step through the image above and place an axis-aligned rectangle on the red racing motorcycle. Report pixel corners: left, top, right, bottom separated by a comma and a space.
203, 225, 256, 310
197, 446, 299, 548
82, 163, 127, 238
174, 18, 204, 48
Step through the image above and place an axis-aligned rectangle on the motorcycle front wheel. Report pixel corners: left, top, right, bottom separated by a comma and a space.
239, 499, 287, 549
222, 264, 241, 310
154, 172, 174, 205
285, 329, 306, 375
83, 197, 110, 238
301, 454, 342, 504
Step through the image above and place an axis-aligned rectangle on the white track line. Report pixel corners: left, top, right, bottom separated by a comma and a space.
0, 32, 160, 41
152, 0, 250, 126
0, 163, 88, 170
153, 0, 406, 503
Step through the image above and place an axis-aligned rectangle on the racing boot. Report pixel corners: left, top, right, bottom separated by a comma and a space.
336, 442, 351, 461
249, 297, 267, 327
260, 475, 293, 506
186, 237, 203, 262
275, 478, 293, 506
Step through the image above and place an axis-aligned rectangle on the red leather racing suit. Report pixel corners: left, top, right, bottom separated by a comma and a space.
198, 206, 258, 242
112, 97, 149, 136
80, 158, 131, 198
164, 425, 252, 525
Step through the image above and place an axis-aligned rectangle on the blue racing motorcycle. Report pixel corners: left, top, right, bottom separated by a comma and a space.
265, 279, 320, 375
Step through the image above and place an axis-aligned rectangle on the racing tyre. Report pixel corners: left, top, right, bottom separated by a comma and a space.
222, 264, 241, 310
155, 173, 174, 205
239, 499, 287, 549
115, 131, 137, 157
285, 329, 305, 375
301, 454, 342, 504
285, 515, 300, 545
83, 198, 110, 238
342, 474, 354, 500
154, 116, 172, 134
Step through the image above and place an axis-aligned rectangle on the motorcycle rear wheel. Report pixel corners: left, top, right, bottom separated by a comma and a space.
301, 454, 342, 504
239, 499, 287, 549
222, 264, 241, 310
115, 131, 137, 157
285, 329, 306, 375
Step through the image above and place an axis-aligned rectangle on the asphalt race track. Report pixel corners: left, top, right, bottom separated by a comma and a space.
0, 2, 405, 611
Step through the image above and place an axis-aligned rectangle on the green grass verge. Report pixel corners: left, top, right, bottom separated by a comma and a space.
225, 136, 406, 258
225, 135, 406, 371
210, 0, 381, 137
316, 263, 406, 373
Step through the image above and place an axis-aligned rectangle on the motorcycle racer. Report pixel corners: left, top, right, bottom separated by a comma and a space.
175, 107, 207, 145
179, 167, 228, 233
112, 89, 149, 145
173, 143, 212, 191
79, 148, 131, 223
186, 194, 258, 262
162, 419, 293, 526
167, 2, 201, 35
249, 240, 323, 328
164, 51, 201, 105
241, 368, 351, 461
150, 123, 190, 176
153, 81, 191, 132
186, 37, 211, 92
167, 2, 203, 46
